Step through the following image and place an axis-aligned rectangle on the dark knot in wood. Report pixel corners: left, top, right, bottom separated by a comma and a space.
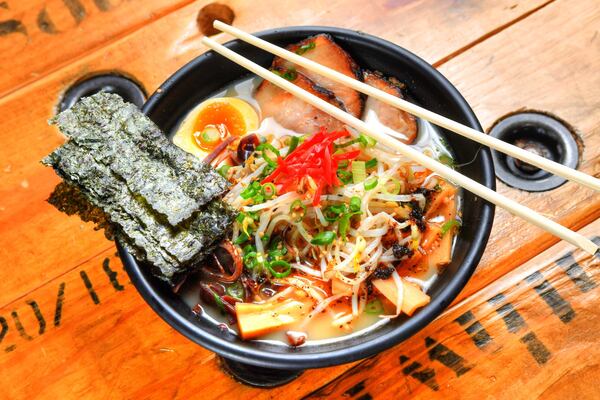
197, 3, 235, 36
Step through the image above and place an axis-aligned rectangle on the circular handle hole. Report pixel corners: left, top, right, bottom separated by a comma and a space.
489, 112, 580, 192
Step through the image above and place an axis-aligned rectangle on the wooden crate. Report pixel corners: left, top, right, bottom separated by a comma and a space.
0, 0, 598, 398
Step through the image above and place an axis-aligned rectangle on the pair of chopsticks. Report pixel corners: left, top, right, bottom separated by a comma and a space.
201, 21, 599, 255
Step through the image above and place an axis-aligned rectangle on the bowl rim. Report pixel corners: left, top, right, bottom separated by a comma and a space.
121, 25, 496, 370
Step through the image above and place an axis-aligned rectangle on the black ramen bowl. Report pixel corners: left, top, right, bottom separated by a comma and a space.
119, 26, 495, 383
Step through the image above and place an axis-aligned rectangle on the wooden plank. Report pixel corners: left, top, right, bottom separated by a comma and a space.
0, 248, 359, 399
0, 0, 550, 307
1, 222, 597, 398
0, 0, 598, 397
305, 219, 600, 399
0, 0, 198, 97
436, 0, 600, 303
0, 0, 551, 98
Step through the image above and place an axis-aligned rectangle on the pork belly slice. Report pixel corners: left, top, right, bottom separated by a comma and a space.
273, 34, 363, 118
363, 71, 418, 144
255, 68, 347, 134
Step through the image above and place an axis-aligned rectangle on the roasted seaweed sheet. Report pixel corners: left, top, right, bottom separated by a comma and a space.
43, 93, 236, 285
51, 93, 229, 225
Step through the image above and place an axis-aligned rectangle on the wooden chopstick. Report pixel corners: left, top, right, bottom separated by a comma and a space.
199, 36, 598, 255
213, 20, 600, 193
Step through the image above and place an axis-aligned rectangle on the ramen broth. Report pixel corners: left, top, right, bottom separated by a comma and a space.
176, 75, 461, 345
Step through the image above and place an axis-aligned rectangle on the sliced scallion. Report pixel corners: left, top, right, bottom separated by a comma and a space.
438, 154, 455, 167
310, 231, 336, 246
337, 169, 353, 184
338, 214, 351, 237
441, 219, 461, 235
226, 282, 245, 301
358, 133, 377, 148
383, 177, 402, 194
324, 204, 347, 222
349, 196, 361, 212
198, 125, 221, 144
290, 199, 307, 222
234, 232, 250, 245
352, 161, 366, 183
365, 299, 384, 314
364, 177, 378, 191
267, 260, 292, 278
217, 164, 231, 178
262, 183, 277, 199
287, 136, 300, 155
365, 158, 378, 169
257, 143, 280, 168
296, 41, 316, 55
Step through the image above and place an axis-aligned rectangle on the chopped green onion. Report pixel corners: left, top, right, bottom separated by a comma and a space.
213, 293, 226, 314
246, 210, 260, 220
261, 164, 275, 178
257, 143, 280, 168
338, 160, 349, 169
365, 299, 384, 314
263, 183, 277, 199
240, 185, 257, 199
268, 247, 287, 259
236, 212, 246, 223
438, 154, 455, 167
287, 136, 300, 155
295, 41, 316, 55
352, 161, 366, 183
349, 196, 361, 212
234, 232, 250, 245
323, 204, 347, 222
261, 234, 270, 245
383, 178, 402, 195
338, 214, 351, 238
365, 158, 378, 169
226, 282, 245, 301
358, 133, 377, 148
243, 251, 259, 269
268, 236, 285, 251
199, 126, 221, 144
441, 219, 461, 235
267, 260, 292, 278
337, 169, 353, 184
252, 193, 265, 204
364, 177, 378, 191
311, 231, 336, 246
242, 244, 256, 254
217, 164, 231, 178
290, 199, 307, 222
274, 68, 297, 81
336, 138, 358, 149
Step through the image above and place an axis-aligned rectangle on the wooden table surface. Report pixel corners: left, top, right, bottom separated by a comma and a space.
0, 0, 599, 398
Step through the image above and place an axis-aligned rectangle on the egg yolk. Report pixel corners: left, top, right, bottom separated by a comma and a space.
193, 102, 246, 151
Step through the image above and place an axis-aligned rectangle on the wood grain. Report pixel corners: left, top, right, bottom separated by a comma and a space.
1, 0, 599, 397
0, 0, 198, 97
437, 0, 600, 303
0, 0, 549, 307
0, 249, 359, 399
305, 219, 600, 400
1, 212, 597, 398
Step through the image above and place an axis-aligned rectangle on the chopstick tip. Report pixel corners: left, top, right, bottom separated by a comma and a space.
213, 19, 226, 29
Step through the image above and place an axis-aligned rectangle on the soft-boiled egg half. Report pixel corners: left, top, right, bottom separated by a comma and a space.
173, 97, 259, 158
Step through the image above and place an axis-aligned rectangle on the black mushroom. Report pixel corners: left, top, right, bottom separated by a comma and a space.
236, 133, 260, 163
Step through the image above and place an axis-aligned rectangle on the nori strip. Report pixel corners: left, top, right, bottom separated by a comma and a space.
51, 93, 229, 225
43, 142, 237, 284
